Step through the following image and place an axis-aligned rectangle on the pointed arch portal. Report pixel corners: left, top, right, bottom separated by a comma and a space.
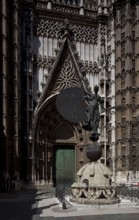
34, 95, 78, 186
33, 31, 90, 186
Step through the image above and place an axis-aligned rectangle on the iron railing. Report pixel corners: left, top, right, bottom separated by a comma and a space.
116, 185, 139, 203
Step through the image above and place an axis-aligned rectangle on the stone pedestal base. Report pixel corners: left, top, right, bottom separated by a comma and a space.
70, 185, 120, 205
71, 161, 120, 205
70, 197, 120, 205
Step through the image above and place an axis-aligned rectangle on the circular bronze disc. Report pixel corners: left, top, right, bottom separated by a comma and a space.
56, 87, 87, 123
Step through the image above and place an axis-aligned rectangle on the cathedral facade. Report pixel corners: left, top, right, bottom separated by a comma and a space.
0, 0, 139, 190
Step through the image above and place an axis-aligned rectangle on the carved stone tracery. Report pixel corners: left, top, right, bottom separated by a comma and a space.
34, 18, 98, 44
34, 55, 55, 69
53, 54, 81, 93
53, 4, 80, 14
81, 61, 99, 75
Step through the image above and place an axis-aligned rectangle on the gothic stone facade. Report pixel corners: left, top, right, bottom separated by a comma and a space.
0, 0, 139, 190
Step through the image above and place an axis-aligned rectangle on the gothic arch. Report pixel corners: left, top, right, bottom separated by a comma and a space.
33, 93, 88, 185
53, 121, 76, 143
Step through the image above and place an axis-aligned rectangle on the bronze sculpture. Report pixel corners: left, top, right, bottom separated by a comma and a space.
83, 85, 105, 138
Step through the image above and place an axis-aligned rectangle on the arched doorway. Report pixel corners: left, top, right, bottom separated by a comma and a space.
34, 95, 88, 186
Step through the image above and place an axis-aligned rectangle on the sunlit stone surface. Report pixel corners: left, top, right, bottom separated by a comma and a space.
71, 140, 120, 204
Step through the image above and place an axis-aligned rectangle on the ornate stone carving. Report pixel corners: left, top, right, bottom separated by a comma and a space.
36, 2, 48, 10
34, 18, 62, 38
84, 0, 98, 10
81, 61, 99, 75
84, 10, 97, 18
34, 55, 55, 69
101, 24, 106, 46
53, 54, 80, 93
53, 4, 79, 14
53, 0, 79, 5
73, 24, 98, 44
34, 18, 98, 44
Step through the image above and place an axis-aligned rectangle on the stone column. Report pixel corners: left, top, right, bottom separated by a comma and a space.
12, 0, 20, 184
111, 19, 116, 181
135, 2, 139, 180
1, 0, 9, 179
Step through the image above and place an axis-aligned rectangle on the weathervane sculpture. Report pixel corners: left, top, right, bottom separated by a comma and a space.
56, 85, 120, 204
82, 85, 105, 141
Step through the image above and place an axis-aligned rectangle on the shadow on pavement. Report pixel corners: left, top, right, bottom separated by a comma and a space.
0, 188, 55, 220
